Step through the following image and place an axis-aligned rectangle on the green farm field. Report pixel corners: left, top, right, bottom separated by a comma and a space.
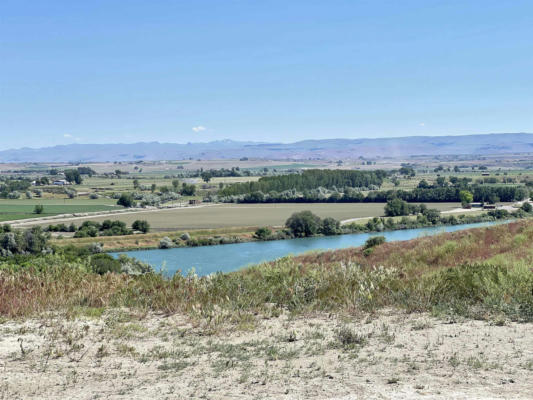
27, 202, 462, 231
0, 198, 121, 222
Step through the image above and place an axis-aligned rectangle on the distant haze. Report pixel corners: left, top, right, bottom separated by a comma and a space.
0, 133, 532, 163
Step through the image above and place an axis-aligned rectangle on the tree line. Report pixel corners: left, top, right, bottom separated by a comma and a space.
219, 169, 388, 196
219, 185, 528, 204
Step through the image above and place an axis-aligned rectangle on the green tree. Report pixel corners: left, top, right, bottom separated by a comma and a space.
384, 198, 410, 217
285, 211, 321, 237
132, 220, 150, 233
459, 190, 474, 207
180, 183, 196, 196
320, 217, 340, 235
64, 169, 83, 184
117, 193, 134, 208
33, 204, 44, 214
422, 208, 441, 224
436, 176, 446, 187
172, 179, 180, 191
521, 202, 532, 213
201, 172, 212, 183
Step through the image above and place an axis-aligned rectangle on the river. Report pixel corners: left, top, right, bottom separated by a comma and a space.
111, 221, 507, 277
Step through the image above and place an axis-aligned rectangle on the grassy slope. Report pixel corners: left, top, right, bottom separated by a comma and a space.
295, 219, 533, 269
1, 220, 532, 322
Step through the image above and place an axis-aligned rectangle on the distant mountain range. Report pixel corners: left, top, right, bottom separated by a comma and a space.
0, 133, 532, 162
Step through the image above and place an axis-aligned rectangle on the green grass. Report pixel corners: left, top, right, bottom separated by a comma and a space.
0, 198, 121, 222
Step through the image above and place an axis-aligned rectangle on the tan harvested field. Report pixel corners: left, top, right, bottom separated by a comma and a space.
2, 310, 532, 400
27, 202, 462, 231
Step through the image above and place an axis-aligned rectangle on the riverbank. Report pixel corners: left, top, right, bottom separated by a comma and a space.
109, 220, 514, 276
1, 220, 532, 399
51, 208, 531, 253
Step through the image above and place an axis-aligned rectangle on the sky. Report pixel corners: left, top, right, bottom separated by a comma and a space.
1, 0, 533, 150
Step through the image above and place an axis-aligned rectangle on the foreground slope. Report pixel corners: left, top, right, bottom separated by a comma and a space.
0, 220, 532, 399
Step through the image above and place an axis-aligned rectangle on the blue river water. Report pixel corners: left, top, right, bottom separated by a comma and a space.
111, 221, 506, 277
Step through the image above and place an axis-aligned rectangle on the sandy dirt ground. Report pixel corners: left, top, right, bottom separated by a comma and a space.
1, 309, 531, 400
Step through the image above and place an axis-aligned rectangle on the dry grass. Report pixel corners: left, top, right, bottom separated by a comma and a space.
1, 220, 532, 323
295, 220, 533, 270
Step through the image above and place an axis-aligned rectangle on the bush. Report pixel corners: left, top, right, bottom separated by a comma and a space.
89, 193, 100, 199
0, 226, 49, 256
117, 193, 134, 208
88, 242, 103, 254
64, 188, 77, 199
117, 254, 154, 275
180, 232, 191, 241
90, 254, 121, 274
254, 227, 272, 240
33, 205, 44, 214
132, 220, 150, 233
320, 217, 340, 235
364, 236, 386, 249
521, 202, 532, 213
159, 237, 173, 249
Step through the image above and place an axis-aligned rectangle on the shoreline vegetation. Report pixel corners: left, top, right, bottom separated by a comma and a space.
0, 219, 531, 323
52, 205, 531, 253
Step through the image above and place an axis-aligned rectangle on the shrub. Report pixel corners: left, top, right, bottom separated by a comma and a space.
33, 205, 44, 214
117, 193, 134, 208
254, 227, 272, 240
64, 188, 77, 199
132, 220, 150, 233
521, 202, 532, 213
117, 254, 154, 275
336, 326, 367, 348
89, 193, 100, 199
364, 236, 386, 249
159, 237, 173, 249
320, 217, 340, 235
90, 254, 121, 275
88, 242, 103, 254
362, 247, 374, 257
180, 232, 191, 241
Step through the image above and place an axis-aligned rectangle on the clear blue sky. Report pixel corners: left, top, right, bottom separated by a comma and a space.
1, 0, 533, 149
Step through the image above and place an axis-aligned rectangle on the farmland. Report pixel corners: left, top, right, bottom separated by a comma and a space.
0, 198, 121, 222
21, 202, 463, 231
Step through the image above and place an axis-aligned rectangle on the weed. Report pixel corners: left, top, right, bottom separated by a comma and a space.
335, 326, 368, 349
